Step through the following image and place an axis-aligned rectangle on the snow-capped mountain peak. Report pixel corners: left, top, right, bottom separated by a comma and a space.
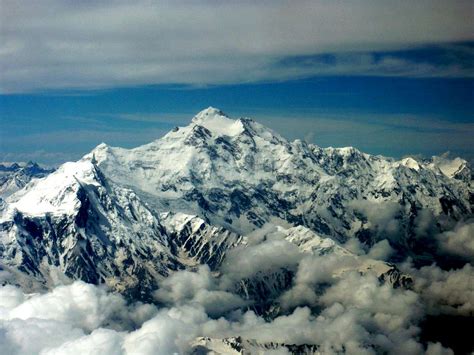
429, 155, 471, 181
0, 107, 470, 355
1, 107, 471, 305
78, 108, 473, 241
191, 106, 244, 137
399, 157, 421, 171
2, 161, 100, 218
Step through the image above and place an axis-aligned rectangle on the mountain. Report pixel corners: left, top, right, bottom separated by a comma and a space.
0, 107, 471, 301
87, 107, 472, 257
0, 161, 180, 299
0, 161, 54, 198
191, 336, 319, 354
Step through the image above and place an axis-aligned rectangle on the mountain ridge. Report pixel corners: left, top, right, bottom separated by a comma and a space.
0, 161, 54, 199
85, 107, 472, 246
0, 107, 472, 300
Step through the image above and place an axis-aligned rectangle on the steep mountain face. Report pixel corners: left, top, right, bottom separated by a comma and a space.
87, 107, 472, 257
0, 161, 54, 198
0, 161, 177, 299
0, 107, 471, 302
161, 212, 244, 270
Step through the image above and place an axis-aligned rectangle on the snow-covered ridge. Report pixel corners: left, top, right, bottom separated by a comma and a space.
191, 107, 245, 137
0, 107, 471, 355
0, 161, 54, 198
0, 107, 471, 301
80, 107, 471, 240
191, 336, 319, 354
2, 161, 99, 218
429, 155, 470, 180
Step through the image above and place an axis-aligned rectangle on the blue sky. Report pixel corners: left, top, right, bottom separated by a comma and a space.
0, 1, 473, 165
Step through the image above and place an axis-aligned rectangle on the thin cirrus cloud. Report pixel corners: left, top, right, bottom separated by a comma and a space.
0, 0, 473, 93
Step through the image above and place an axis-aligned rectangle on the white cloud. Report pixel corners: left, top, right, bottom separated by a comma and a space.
404, 263, 474, 317
42, 329, 124, 355
0, 281, 158, 334
367, 240, 395, 260
154, 265, 247, 317
225, 271, 425, 354
349, 200, 402, 240
220, 228, 302, 286
315, 273, 423, 355
0, 318, 86, 355
122, 305, 206, 355
2, 260, 469, 354
1, 223, 472, 354
425, 342, 455, 355
436, 221, 474, 261
1, 0, 472, 92
5, 282, 128, 332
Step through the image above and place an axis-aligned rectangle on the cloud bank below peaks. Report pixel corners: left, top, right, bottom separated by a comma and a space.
1, 221, 472, 354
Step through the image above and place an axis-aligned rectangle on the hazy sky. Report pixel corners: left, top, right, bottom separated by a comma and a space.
0, 1, 473, 164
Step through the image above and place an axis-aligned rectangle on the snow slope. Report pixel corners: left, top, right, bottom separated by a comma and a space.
86, 107, 472, 249
0, 107, 471, 303
0, 161, 54, 198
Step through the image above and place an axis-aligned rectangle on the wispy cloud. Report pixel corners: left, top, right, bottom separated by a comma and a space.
273, 44, 474, 79
0, 1, 472, 93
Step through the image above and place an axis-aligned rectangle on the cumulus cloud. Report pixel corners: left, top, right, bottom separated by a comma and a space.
340, 238, 395, 261
0, 318, 85, 355
367, 239, 395, 260
42, 329, 124, 355
425, 342, 455, 355
122, 305, 208, 355
220, 227, 302, 286
2, 221, 472, 354
5, 282, 128, 331
349, 200, 403, 243
0, 1, 472, 92
154, 265, 247, 317
279, 249, 407, 311
222, 271, 425, 354
436, 221, 474, 261
276, 255, 330, 310
405, 263, 474, 317
1, 262, 467, 354
0, 282, 176, 355
1, 282, 156, 330
314, 273, 423, 355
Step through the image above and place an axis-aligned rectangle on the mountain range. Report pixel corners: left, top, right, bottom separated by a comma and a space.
0, 108, 472, 354
0, 161, 54, 199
